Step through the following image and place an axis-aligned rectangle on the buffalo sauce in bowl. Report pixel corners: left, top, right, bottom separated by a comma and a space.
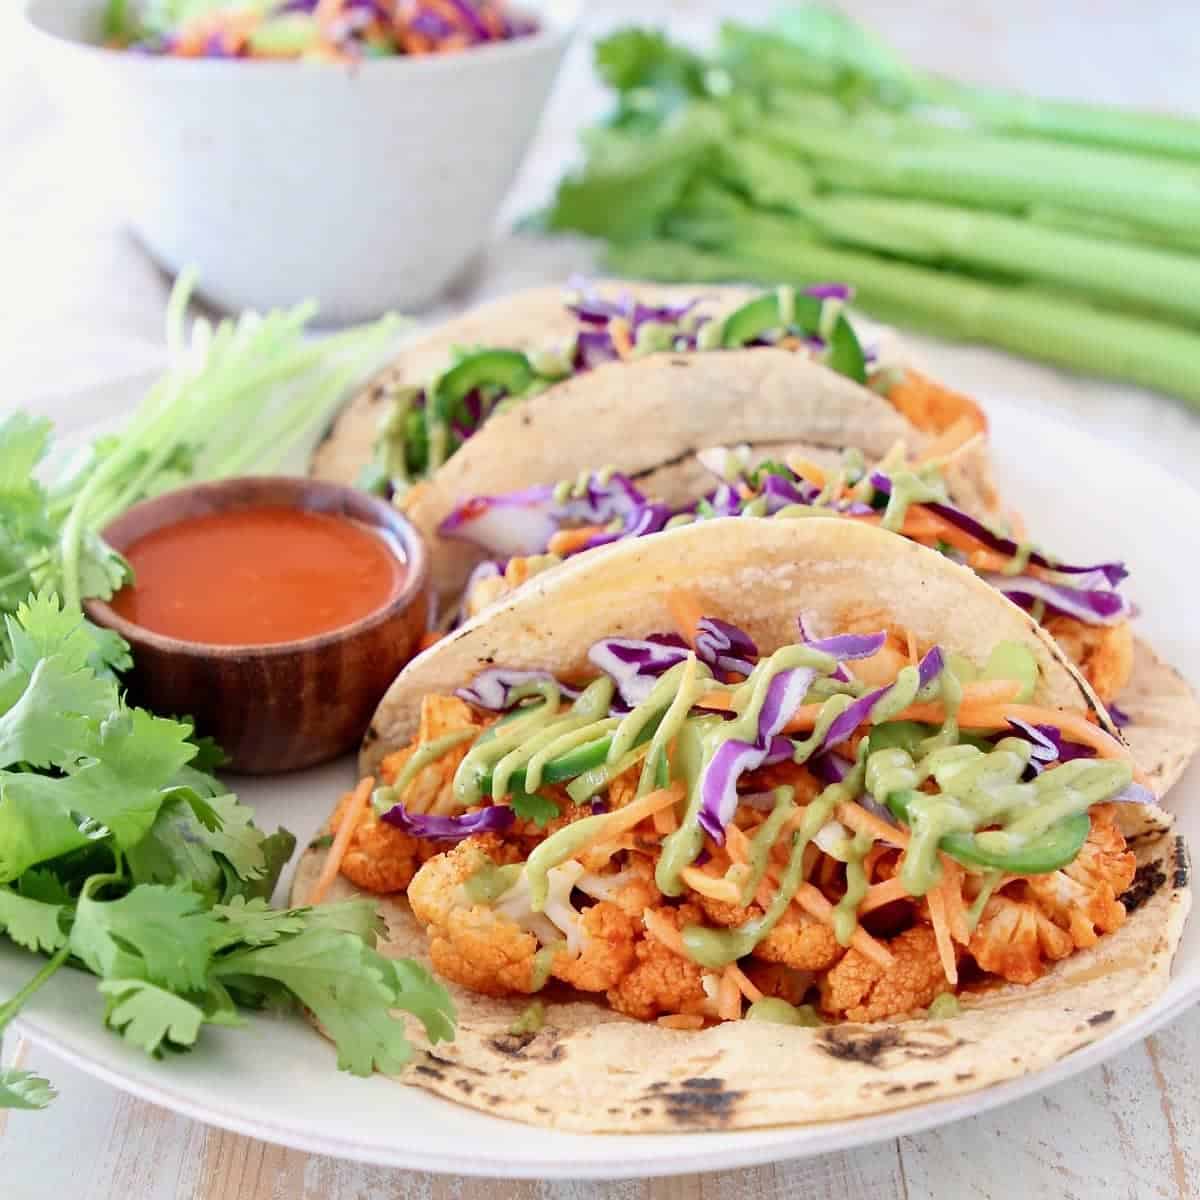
110, 505, 405, 646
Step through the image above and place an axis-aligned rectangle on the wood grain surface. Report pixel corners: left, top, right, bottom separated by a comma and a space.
2, 0, 1198, 1196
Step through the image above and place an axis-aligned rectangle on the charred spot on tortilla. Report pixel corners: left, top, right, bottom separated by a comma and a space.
1121, 859, 1168, 914
413, 1062, 445, 1080
954, 1072, 975, 1082
1172, 835, 1190, 888
426, 1052, 485, 1076
488, 1030, 565, 1062
647, 1077, 745, 1127
884, 1084, 907, 1096
817, 1026, 965, 1066
1088, 1010, 1116, 1027
816, 1026, 905, 1066
455, 1079, 476, 1095
911, 1081, 937, 1091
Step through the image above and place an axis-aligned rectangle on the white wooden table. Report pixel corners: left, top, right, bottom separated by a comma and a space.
2, 2, 1199, 1196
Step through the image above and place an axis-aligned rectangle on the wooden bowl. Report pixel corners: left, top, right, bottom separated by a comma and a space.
85, 477, 430, 774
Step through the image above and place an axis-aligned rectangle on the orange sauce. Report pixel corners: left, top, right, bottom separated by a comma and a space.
110, 505, 404, 646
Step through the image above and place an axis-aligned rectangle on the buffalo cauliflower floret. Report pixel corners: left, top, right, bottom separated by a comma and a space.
552, 902, 639, 992
1022, 810, 1136, 951
378, 695, 487, 817
408, 841, 540, 996
968, 894, 1075, 984
819, 925, 949, 1022
607, 903, 710, 1022
886, 368, 988, 437
1042, 616, 1134, 705
328, 789, 421, 895
696, 896, 844, 972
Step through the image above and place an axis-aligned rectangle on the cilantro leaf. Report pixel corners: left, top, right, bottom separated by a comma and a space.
214, 929, 423, 1076
70, 884, 221, 991
99, 979, 207, 1055
381, 957, 456, 1045
218, 827, 296, 904
1, 708, 196, 854
0, 886, 66, 953
0, 655, 115, 770
0, 778, 94, 883
16, 868, 72, 906
6, 592, 108, 676
510, 787, 560, 828
197, 793, 271, 881
0, 1067, 56, 1110
212, 897, 308, 947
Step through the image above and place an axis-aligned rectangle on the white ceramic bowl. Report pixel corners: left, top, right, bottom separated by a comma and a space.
23, 0, 578, 322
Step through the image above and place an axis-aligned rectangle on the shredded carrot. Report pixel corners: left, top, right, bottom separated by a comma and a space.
863, 843, 892, 881
724, 823, 752, 866
417, 631, 443, 653
939, 858, 970, 946
717, 969, 743, 1020
696, 678, 1020, 729
658, 1013, 705, 1030
547, 525, 605, 557
568, 785, 682, 862
665, 589, 705, 648
680, 866, 741, 904
609, 318, 634, 360
905, 628, 919, 667
926, 879, 959, 987
308, 776, 373, 905
794, 884, 895, 970
859, 876, 909, 915
960, 704, 1132, 760
652, 801, 679, 836
784, 454, 828, 488
916, 418, 983, 466
643, 907, 688, 956
726, 963, 764, 1003
836, 801, 909, 849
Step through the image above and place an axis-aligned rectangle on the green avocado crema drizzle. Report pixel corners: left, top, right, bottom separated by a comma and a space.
419, 630, 1129, 972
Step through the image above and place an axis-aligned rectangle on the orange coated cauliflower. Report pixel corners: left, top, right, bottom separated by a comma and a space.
407, 840, 541, 997
1022, 810, 1136, 951
819, 925, 949, 1022
378, 695, 487, 816
552, 902, 639, 993
1042, 616, 1135, 705
607, 903, 711, 1022
968, 893, 1075, 985
696, 896, 843, 973
886, 368, 988, 437
328, 789, 421, 895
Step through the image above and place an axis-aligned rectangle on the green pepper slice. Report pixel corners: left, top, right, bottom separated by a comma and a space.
476, 710, 667, 798
435, 349, 535, 415
886, 789, 1090, 875
720, 291, 868, 384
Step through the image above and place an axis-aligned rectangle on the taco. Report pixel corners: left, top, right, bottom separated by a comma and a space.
308, 281, 1000, 598
294, 519, 1189, 1132
439, 445, 1200, 797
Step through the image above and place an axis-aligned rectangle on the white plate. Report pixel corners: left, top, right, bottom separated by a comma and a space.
4, 398, 1197, 1180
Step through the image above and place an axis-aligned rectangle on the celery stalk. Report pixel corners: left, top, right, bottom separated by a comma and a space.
796, 194, 1200, 327
919, 77, 1200, 164
762, 118, 1200, 242
609, 226, 1200, 407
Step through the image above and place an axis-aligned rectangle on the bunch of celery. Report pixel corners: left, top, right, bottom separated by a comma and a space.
546, 10, 1200, 406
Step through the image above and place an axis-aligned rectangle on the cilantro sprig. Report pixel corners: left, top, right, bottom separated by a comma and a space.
0, 596, 454, 1109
